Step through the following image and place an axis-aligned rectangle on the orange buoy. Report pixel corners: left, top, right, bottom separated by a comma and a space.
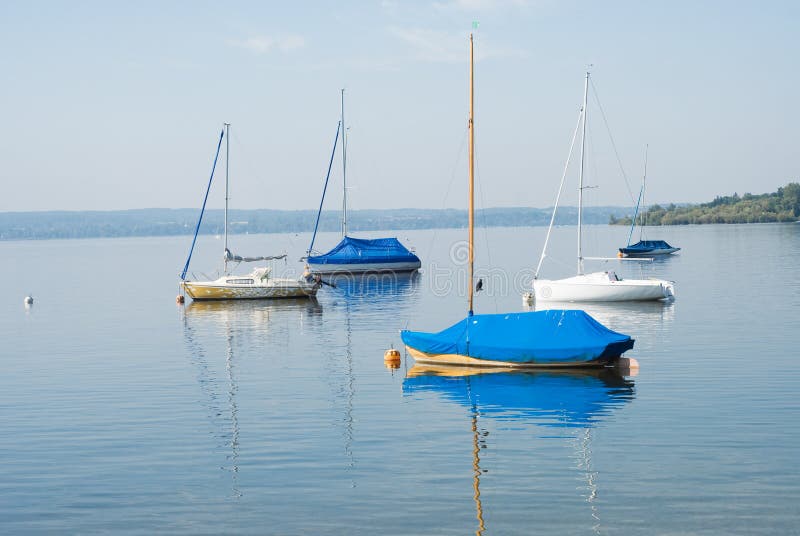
176, 295, 185, 304
384, 348, 401, 369
617, 251, 623, 258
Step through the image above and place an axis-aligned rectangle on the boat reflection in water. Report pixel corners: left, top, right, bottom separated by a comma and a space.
316, 271, 422, 484
404, 365, 635, 427
181, 298, 322, 498
185, 296, 323, 323
326, 271, 421, 305
403, 366, 635, 534
526, 297, 675, 337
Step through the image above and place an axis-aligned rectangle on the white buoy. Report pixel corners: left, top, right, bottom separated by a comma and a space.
24, 295, 34, 305
616, 357, 640, 377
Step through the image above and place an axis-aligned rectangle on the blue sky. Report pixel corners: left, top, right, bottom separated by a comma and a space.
1, 1, 797, 211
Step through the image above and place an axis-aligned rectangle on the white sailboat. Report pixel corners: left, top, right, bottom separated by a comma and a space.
180, 124, 320, 301
533, 72, 675, 303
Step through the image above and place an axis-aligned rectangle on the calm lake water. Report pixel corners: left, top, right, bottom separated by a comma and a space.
1, 223, 799, 534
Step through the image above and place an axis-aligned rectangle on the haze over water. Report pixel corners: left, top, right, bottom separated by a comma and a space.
1, 223, 798, 534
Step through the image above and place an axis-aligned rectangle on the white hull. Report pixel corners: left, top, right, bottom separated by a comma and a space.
182, 269, 319, 301
307, 260, 421, 275
534, 271, 674, 302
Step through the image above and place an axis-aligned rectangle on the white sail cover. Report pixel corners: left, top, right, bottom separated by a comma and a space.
225, 249, 286, 263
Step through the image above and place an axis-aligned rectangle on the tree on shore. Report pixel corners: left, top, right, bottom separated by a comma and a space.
610, 182, 800, 225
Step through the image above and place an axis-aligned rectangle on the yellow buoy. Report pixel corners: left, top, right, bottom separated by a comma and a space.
176, 295, 185, 304
617, 251, 623, 258
384, 348, 401, 369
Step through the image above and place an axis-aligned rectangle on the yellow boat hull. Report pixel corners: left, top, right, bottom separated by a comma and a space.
404, 346, 610, 369
182, 280, 317, 300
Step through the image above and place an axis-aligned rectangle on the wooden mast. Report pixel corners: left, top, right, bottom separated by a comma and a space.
468, 33, 475, 315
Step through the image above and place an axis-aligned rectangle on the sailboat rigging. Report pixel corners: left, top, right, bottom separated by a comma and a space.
180, 123, 320, 300
401, 35, 634, 368
619, 146, 681, 257
533, 72, 675, 302
305, 90, 422, 275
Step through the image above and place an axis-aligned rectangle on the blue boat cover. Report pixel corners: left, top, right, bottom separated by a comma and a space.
620, 240, 676, 253
401, 310, 634, 364
403, 369, 634, 427
308, 236, 421, 266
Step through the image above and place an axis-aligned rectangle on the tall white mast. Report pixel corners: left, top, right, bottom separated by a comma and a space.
341, 89, 348, 237
224, 122, 230, 274
577, 71, 589, 275
640, 144, 648, 239
468, 33, 475, 315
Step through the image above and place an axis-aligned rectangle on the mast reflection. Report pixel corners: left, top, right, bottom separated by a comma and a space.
403, 366, 635, 533
181, 297, 323, 497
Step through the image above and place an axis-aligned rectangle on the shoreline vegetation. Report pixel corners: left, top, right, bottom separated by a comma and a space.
0, 206, 623, 241
610, 182, 799, 226
1, 183, 796, 241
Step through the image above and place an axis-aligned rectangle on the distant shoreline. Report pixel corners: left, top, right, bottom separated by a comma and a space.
0, 206, 629, 241
3, 192, 797, 241
610, 183, 799, 226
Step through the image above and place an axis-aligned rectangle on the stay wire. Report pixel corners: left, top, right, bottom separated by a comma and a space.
474, 154, 498, 313
536, 109, 583, 278
589, 78, 636, 205
229, 129, 269, 206
586, 118, 601, 257
423, 127, 469, 268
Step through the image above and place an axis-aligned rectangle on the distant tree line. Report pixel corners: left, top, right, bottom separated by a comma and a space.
610, 182, 800, 226
0, 206, 623, 241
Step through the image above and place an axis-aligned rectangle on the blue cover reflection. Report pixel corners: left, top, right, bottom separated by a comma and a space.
403, 366, 635, 428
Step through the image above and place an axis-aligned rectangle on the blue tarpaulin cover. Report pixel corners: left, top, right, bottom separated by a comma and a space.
308, 236, 421, 266
620, 240, 678, 254
401, 310, 634, 364
402, 369, 634, 427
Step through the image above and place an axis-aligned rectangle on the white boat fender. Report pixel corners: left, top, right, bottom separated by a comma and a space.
616, 357, 640, 377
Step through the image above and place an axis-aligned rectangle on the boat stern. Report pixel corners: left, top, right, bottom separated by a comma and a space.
662, 280, 676, 300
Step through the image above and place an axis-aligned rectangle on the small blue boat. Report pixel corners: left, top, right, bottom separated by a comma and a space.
401, 35, 635, 368
619, 239, 680, 257
305, 90, 420, 275
620, 147, 679, 257
401, 310, 634, 368
307, 236, 420, 274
